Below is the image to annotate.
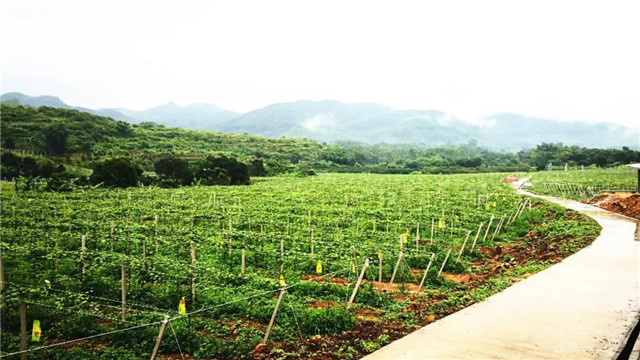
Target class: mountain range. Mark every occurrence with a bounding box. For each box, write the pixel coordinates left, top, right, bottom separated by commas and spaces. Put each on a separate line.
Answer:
2, 92, 637, 150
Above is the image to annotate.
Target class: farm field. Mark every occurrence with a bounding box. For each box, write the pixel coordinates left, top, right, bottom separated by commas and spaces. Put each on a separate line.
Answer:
0, 173, 601, 359
529, 167, 637, 201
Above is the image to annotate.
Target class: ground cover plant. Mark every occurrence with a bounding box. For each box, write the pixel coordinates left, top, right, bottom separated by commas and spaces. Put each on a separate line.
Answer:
529, 167, 637, 201
0, 173, 600, 359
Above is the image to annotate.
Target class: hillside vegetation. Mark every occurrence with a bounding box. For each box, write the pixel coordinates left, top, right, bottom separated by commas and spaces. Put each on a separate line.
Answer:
3, 93, 638, 150
1, 104, 638, 181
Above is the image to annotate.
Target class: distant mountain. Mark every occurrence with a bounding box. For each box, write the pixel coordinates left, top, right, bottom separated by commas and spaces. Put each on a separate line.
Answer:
220, 100, 393, 139
2, 92, 637, 150
477, 113, 638, 150
117, 102, 239, 130
0, 92, 238, 130
1, 92, 70, 108
0, 92, 134, 121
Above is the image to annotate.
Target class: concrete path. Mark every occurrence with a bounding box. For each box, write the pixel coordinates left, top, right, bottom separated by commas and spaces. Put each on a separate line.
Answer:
363, 185, 640, 359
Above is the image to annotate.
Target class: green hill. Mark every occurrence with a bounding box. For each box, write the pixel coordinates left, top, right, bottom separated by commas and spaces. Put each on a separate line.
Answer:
0, 104, 324, 170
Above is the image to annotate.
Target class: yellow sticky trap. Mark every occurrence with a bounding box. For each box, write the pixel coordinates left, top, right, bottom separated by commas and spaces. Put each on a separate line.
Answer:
31, 320, 41, 342
438, 219, 446, 229
178, 297, 186, 315
402, 233, 408, 244
316, 260, 322, 274
492, 201, 497, 208
279, 274, 286, 286
352, 262, 357, 274
378, 251, 383, 259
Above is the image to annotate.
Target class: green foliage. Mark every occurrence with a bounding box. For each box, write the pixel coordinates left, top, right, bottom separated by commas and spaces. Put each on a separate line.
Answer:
197, 154, 249, 185
4, 105, 635, 179
247, 157, 267, 177
296, 306, 356, 336
90, 157, 142, 188
154, 156, 194, 186
0, 172, 603, 359
44, 123, 68, 155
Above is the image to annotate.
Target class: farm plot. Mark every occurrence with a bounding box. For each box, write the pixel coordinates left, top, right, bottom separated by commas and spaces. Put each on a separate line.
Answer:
0, 173, 600, 359
529, 167, 636, 201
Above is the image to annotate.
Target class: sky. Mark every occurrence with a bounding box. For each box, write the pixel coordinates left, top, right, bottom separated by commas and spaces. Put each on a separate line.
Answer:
1, 0, 639, 128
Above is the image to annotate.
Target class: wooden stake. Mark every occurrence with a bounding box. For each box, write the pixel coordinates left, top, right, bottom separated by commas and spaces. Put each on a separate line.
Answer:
437, 249, 452, 277
430, 218, 435, 244
481, 215, 495, 244
190, 242, 196, 302
262, 287, 286, 345
378, 252, 383, 283
110, 225, 115, 251
417, 253, 436, 293
81, 235, 87, 278
457, 230, 473, 261
491, 215, 506, 242
386, 252, 404, 292
121, 262, 127, 322
149, 315, 170, 360
347, 259, 369, 309
310, 228, 314, 259
280, 238, 284, 274
241, 248, 246, 277
470, 223, 484, 252
20, 300, 27, 360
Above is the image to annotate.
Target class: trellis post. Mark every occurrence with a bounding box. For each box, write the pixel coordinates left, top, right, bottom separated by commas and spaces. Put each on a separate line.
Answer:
149, 315, 170, 360
347, 259, 369, 309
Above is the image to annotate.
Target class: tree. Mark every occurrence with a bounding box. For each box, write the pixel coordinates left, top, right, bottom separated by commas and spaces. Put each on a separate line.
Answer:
197, 155, 249, 185
90, 157, 142, 188
154, 156, 194, 185
199, 167, 231, 185
43, 123, 68, 155
247, 157, 267, 177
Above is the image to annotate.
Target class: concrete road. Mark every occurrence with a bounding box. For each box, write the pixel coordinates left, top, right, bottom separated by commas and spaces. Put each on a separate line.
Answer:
362, 187, 640, 359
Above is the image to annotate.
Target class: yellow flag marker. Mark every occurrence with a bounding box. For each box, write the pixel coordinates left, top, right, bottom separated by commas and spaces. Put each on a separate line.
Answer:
31, 320, 41, 342
316, 260, 322, 274
438, 219, 446, 229
402, 233, 408, 244
178, 297, 186, 315
279, 274, 286, 286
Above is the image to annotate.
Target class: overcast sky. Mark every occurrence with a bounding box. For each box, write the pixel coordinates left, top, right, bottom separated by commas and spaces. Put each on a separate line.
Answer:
2, 0, 639, 127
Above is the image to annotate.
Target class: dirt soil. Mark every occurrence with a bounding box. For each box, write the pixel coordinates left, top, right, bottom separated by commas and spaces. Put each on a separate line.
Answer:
589, 192, 640, 219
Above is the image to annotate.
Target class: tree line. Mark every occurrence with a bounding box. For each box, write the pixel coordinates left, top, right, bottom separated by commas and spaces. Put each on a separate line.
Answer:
1, 104, 639, 189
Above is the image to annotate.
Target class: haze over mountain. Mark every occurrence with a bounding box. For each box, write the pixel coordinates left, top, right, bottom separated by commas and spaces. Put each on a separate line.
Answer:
2, 92, 637, 151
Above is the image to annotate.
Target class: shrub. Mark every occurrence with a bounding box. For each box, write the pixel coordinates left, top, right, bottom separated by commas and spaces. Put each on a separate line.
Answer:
197, 155, 249, 185
90, 157, 142, 188
154, 156, 194, 185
